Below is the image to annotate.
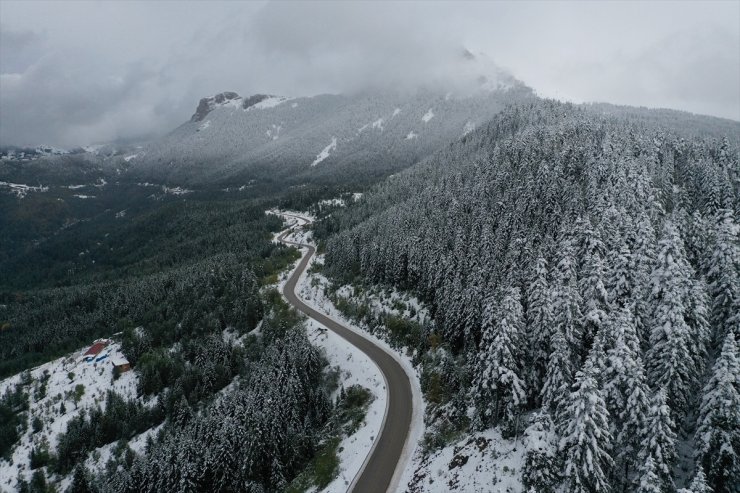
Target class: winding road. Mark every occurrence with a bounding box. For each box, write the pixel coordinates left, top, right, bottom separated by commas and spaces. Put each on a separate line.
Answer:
278, 214, 414, 493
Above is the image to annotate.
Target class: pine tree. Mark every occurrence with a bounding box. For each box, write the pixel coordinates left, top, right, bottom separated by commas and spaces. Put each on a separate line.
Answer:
580, 248, 610, 357
695, 332, 740, 493
67, 464, 96, 493
706, 209, 739, 346
551, 237, 583, 358
540, 328, 572, 422
522, 412, 559, 493
639, 388, 677, 491
603, 308, 650, 485
606, 242, 634, 308
525, 256, 553, 405
647, 220, 694, 414
681, 470, 713, 493
559, 363, 613, 493
636, 457, 663, 493
630, 214, 657, 347
472, 288, 526, 428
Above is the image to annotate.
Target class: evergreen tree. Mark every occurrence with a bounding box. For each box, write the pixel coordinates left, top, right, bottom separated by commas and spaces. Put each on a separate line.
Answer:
636, 457, 663, 493
67, 464, 96, 493
551, 237, 583, 358
472, 288, 526, 428
647, 220, 694, 414
695, 332, 740, 493
706, 209, 739, 345
639, 389, 677, 491
681, 470, 713, 493
540, 328, 572, 422
559, 363, 613, 493
525, 256, 553, 405
522, 412, 559, 493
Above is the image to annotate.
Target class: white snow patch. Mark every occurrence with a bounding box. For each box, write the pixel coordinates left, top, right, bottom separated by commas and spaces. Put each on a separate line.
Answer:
463, 121, 476, 136
392, 108, 402, 118
72, 194, 96, 199
422, 109, 435, 123
0, 341, 141, 490
197, 120, 211, 132
0, 181, 49, 198
247, 96, 293, 110
406, 131, 418, 140
405, 428, 531, 492
371, 118, 385, 131
310, 137, 337, 167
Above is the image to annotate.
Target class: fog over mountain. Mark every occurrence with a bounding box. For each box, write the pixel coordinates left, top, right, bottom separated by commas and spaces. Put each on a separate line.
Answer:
1, 0, 738, 148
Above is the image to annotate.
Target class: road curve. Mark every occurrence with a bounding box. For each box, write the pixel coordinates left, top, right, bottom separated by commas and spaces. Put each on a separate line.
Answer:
278, 215, 414, 493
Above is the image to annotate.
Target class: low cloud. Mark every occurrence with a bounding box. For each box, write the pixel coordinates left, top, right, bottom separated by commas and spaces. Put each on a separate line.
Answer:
0, 1, 737, 147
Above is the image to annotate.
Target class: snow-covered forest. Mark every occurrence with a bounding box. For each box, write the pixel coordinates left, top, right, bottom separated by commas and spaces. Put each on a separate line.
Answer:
321, 100, 739, 492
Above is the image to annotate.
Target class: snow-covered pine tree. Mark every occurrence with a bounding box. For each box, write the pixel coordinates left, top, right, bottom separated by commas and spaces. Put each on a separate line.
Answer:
695, 332, 740, 493
629, 213, 657, 347
706, 209, 739, 346
559, 362, 613, 493
540, 327, 572, 425
606, 241, 634, 308
525, 256, 553, 405
639, 388, 678, 492
472, 288, 526, 428
603, 308, 650, 486
522, 411, 559, 493
579, 246, 610, 358
636, 457, 664, 493
678, 470, 714, 493
647, 220, 695, 415
551, 236, 583, 359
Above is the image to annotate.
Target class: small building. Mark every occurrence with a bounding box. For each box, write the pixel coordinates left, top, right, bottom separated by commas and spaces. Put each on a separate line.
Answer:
111, 356, 131, 373
82, 340, 110, 362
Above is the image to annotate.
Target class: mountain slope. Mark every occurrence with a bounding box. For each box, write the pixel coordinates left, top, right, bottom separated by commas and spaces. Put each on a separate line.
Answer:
319, 99, 739, 492
128, 84, 533, 186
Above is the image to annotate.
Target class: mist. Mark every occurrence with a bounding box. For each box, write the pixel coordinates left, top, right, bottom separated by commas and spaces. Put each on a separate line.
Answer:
1, 0, 737, 147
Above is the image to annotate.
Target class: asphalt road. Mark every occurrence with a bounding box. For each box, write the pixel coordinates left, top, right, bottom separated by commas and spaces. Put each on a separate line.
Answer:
278, 216, 413, 493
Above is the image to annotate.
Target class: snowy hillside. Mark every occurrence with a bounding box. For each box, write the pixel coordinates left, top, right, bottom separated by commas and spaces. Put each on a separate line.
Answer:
130, 83, 533, 185
0, 340, 139, 491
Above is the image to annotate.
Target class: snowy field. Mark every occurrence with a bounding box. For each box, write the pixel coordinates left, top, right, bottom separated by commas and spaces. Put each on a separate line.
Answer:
0, 341, 139, 491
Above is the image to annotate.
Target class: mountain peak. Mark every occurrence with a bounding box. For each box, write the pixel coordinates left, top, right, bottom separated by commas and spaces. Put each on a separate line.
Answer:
191, 92, 241, 122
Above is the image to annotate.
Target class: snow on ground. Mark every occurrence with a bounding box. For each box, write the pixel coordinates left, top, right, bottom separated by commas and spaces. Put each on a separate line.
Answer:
463, 121, 476, 136
0, 181, 49, 199
273, 211, 425, 493
136, 182, 193, 196
123, 153, 139, 161
72, 194, 96, 199
406, 428, 534, 493
310, 137, 338, 167
392, 108, 402, 118
0, 341, 139, 491
161, 186, 192, 196
406, 131, 418, 140
422, 109, 435, 123
248, 96, 293, 110
372, 118, 385, 131
197, 120, 211, 132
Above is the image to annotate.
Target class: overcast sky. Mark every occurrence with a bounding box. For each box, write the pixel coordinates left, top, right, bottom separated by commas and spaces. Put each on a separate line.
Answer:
1, 0, 738, 147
